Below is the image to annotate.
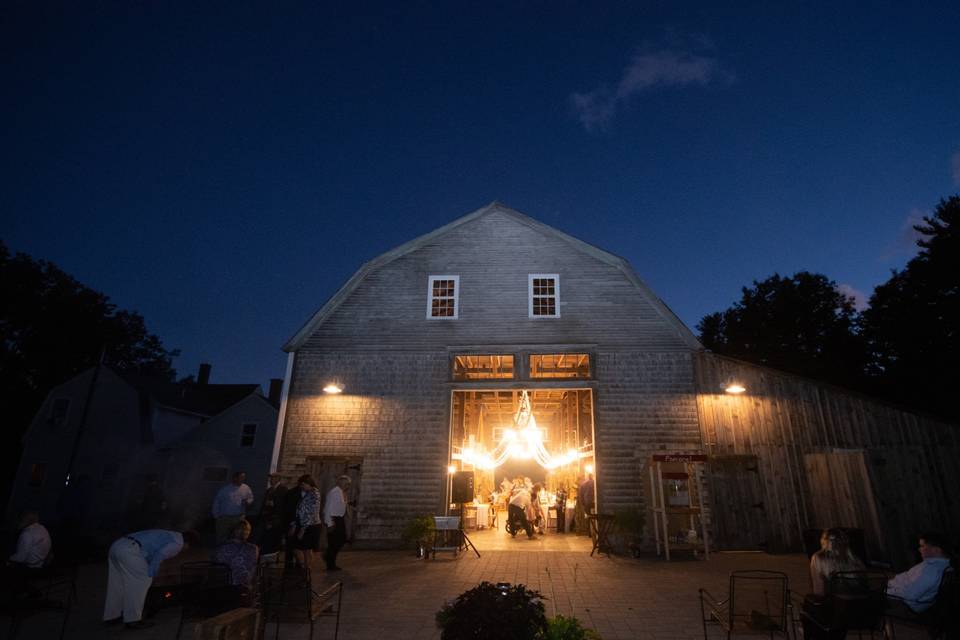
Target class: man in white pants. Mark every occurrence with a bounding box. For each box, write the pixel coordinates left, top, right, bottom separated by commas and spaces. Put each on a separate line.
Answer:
103, 529, 200, 629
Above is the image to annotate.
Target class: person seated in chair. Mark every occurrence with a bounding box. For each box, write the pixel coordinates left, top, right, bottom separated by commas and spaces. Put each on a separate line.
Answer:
507, 487, 534, 539
887, 532, 952, 614
8, 511, 52, 570
802, 528, 866, 639
212, 519, 259, 605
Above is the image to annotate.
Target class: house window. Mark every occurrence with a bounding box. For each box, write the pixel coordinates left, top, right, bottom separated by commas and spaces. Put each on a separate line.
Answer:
240, 423, 257, 447
427, 275, 459, 319
29, 463, 46, 487
529, 274, 559, 318
453, 355, 514, 380
530, 353, 591, 379
203, 467, 229, 482
49, 398, 70, 427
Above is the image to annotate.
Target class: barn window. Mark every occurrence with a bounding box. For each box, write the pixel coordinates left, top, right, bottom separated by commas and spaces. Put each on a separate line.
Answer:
29, 463, 47, 487
529, 274, 559, 318
453, 355, 514, 380
530, 353, 590, 379
49, 398, 70, 427
240, 423, 257, 447
427, 275, 460, 319
203, 467, 229, 482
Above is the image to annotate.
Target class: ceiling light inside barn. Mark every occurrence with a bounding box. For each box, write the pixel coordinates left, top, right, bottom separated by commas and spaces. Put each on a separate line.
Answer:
724, 383, 746, 394
453, 391, 589, 470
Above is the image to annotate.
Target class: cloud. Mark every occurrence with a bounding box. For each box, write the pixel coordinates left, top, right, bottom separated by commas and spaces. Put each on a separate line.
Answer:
570, 43, 733, 131
952, 150, 960, 185
884, 208, 929, 261
836, 284, 868, 312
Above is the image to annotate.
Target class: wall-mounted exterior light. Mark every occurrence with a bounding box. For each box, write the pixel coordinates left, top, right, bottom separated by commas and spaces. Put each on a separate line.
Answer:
724, 384, 746, 394
323, 382, 344, 394
447, 464, 457, 474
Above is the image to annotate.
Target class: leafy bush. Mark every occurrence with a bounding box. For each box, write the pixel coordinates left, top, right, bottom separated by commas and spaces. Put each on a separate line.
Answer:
401, 515, 435, 546
436, 581, 547, 640
543, 615, 602, 640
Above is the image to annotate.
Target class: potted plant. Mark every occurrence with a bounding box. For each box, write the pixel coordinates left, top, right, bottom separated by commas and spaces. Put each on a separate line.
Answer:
401, 515, 435, 558
436, 582, 547, 640
613, 507, 645, 557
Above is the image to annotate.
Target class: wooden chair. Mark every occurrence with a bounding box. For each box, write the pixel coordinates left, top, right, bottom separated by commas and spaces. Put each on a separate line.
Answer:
800, 570, 887, 639
699, 570, 791, 639
175, 561, 236, 640
258, 564, 343, 640
1, 564, 76, 640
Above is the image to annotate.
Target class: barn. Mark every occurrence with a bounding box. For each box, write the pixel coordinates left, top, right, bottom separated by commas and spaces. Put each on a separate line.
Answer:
272, 202, 959, 565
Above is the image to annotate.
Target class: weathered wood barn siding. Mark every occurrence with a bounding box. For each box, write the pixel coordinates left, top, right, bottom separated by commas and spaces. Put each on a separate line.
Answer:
278, 204, 702, 542
695, 352, 960, 567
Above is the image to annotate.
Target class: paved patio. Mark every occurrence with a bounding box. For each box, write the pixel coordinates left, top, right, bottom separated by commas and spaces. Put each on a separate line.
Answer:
4, 529, 924, 639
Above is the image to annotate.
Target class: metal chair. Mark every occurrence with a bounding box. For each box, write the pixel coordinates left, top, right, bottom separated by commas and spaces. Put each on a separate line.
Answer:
175, 561, 236, 639
800, 570, 887, 639
699, 570, 791, 639
886, 567, 959, 639
258, 564, 342, 640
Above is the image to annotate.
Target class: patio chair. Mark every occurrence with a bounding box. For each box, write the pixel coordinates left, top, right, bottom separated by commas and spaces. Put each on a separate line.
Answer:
699, 570, 791, 639
174, 561, 237, 639
799, 570, 887, 639
1, 564, 76, 640
886, 566, 959, 639
258, 563, 343, 640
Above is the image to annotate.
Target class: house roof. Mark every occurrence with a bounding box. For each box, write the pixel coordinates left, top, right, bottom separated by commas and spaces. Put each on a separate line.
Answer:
117, 370, 261, 417
284, 201, 702, 351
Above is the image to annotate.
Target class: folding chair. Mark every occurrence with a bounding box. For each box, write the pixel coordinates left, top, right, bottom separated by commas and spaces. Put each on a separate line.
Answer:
699, 570, 791, 639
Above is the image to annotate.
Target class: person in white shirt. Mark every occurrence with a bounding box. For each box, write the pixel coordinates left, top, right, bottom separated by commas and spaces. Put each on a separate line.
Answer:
211, 471, 254, 543
8, 511, 52, 569
887, 532, 953, 613
322, 475, 351, 571
508, 487, 534, 539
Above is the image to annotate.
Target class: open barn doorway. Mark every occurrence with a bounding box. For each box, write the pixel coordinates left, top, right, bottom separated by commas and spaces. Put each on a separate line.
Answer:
448, 389, 596, 538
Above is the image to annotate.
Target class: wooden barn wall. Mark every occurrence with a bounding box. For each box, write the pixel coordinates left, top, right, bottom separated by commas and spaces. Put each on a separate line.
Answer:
695, 352, 960, 567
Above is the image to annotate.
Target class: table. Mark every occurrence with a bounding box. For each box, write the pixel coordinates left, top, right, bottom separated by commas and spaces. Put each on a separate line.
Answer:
587, 513, 615, 556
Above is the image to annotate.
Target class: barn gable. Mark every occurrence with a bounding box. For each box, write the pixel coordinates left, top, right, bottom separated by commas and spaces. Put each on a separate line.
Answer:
285, 202, 700, 352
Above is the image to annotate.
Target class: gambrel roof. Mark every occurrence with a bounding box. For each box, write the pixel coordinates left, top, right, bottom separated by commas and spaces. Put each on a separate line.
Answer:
284, 202, 702, 351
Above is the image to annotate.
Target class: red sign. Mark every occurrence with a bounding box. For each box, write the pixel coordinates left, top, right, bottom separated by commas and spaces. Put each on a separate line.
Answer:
652, 454, 707, 462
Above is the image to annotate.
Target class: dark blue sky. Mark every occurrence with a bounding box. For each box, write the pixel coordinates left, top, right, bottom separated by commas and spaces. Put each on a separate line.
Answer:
4, 2, 959, 387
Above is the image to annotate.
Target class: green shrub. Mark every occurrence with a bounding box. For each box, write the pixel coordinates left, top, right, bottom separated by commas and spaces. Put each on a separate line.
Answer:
543, 615, 602, 640
401, 515, 435, 546
436, 582, 547, 640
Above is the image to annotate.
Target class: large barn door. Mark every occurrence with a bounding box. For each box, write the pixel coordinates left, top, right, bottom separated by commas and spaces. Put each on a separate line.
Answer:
305, 456, 363, 542
707, 455, 769, 550
804, 451, 885, 561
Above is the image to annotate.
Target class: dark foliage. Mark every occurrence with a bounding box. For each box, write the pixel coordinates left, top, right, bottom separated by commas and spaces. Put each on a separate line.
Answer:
0, 241, 178, 498
436, 582, 547, 640
861, 195, 960, 421
697, 271, 869, 392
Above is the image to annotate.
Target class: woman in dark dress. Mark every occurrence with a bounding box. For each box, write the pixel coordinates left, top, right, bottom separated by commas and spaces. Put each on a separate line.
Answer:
290, 474, 322, 572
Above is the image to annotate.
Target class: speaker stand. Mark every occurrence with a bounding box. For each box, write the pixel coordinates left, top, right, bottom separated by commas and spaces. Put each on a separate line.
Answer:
458, 503, 481, 558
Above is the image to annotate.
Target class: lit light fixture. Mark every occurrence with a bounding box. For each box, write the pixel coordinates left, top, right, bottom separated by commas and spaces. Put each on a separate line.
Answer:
323, 382, 344, 394
724, 383, 746, 394
585, 463, 594, 475
447, 464, 457, 474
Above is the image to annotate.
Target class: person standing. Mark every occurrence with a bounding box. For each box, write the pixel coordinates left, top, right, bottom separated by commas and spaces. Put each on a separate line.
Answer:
211, 471, 254, 543
102, 529, 200, 629
322, 475, 352, 571
258, 474, 288, 555
291, 475, 322, 571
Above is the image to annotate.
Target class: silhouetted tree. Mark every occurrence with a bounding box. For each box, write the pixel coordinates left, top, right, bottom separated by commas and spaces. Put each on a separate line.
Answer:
862, 195, 960, 421
698, 271, 869, 391
0, 241, 178, 499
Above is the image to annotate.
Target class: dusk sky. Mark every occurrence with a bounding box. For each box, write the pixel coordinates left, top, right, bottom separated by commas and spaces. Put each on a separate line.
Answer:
4, 2, 959, 388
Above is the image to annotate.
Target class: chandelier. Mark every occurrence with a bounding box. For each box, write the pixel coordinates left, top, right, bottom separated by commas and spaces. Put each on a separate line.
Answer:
453, 390, 585, 470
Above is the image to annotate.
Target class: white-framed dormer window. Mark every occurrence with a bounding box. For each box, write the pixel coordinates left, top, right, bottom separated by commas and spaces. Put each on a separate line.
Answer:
529, 274, 560, 318
427, 275, 460, 319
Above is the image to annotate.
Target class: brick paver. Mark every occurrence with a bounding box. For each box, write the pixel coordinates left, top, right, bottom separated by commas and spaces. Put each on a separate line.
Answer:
4, 531, 924, 639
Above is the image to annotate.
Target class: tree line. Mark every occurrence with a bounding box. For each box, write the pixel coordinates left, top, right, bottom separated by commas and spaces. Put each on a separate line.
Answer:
698, 194, 959, 423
